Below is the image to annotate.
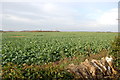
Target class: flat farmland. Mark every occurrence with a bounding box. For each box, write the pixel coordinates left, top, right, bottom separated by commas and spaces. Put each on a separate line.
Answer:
2, 32, 117, 65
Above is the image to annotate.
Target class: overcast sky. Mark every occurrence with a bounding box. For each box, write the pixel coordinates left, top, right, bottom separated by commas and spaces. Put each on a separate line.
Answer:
0, 0, 119, 32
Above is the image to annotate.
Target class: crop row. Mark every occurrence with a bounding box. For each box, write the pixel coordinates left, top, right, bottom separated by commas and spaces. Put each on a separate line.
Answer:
2, 32, 117, 66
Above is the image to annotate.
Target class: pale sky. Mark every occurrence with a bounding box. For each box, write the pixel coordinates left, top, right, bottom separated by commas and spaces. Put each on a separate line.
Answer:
0, 0, 119, 32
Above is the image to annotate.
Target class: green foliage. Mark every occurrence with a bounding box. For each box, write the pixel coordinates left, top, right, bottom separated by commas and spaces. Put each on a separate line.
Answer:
2, 62, 74, 80
110, 35, 120, 68
2, 32, 118, 79
2, 32, 117, 66
2, 63, 24, 79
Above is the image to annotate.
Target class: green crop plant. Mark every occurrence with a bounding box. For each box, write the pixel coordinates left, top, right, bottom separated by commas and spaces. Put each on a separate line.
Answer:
2, 32, 117, 66
1, 32, 118, 79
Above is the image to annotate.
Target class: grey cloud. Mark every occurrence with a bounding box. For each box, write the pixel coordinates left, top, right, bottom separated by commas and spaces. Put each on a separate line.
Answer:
2, 2, 118, 32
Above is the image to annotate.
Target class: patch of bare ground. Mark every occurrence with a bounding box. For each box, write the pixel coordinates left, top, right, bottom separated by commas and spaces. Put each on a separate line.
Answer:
10, 36, 26, 38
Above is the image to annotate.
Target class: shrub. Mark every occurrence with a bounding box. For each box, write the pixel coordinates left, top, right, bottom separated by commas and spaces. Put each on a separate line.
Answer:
110, 36, 120, 68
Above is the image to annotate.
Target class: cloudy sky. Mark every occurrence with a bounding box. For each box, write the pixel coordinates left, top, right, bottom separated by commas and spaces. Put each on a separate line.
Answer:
0, 0, 119, 32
